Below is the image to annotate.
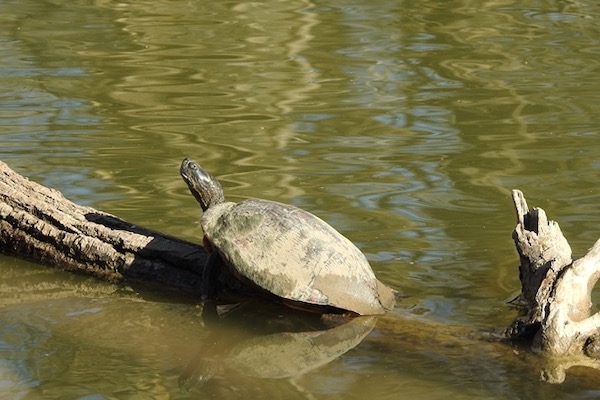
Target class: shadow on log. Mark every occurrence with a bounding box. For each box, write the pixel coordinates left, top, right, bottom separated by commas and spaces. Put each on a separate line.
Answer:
2, 160, 600, 384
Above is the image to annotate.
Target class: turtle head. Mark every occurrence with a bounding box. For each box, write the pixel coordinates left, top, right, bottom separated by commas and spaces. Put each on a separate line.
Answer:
180, 158, 225, 212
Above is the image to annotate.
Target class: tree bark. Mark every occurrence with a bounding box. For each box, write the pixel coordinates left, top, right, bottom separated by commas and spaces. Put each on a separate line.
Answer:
0, 160, 208, 294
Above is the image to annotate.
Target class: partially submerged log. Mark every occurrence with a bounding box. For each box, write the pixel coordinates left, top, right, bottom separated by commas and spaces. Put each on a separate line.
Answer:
0, 159, 208, 294
4, 160, 600, 383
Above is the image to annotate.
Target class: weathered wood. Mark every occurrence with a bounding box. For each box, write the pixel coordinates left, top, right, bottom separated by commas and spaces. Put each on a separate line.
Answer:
507, 190, 573, 339
507, 189, 600, 382
0, 160, 208, 294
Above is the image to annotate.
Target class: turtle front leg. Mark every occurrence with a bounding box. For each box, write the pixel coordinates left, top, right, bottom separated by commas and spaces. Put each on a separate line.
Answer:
201, 250, 221, 301
201, 250, 223, 323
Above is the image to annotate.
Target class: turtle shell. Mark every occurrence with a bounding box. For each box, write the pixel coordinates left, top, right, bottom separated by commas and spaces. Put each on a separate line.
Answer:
201, 199, 395, 315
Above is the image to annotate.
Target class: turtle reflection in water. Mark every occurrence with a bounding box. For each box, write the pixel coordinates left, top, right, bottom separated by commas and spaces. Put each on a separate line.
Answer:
180, 158, 396, 315
179, 301, 377, 389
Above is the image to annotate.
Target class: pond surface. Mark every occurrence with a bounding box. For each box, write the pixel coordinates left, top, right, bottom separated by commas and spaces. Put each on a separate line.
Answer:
2, 0, 600, 398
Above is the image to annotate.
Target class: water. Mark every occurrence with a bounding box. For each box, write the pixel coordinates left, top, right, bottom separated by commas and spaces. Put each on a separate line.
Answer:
2, 0, 600, 398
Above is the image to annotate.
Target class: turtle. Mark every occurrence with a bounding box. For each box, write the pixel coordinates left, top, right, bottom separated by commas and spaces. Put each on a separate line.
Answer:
180, 157, 396, 315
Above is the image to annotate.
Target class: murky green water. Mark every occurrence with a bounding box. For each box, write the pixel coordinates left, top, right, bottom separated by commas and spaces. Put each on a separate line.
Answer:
2, 0, 600, 398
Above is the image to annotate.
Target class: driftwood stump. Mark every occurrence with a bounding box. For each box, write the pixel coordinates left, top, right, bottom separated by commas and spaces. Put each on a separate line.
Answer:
508, 189, 600, 382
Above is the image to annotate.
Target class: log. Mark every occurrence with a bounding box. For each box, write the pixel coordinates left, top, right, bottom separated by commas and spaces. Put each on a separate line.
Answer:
5, 160, 600, 383
0, 159, 208, 295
